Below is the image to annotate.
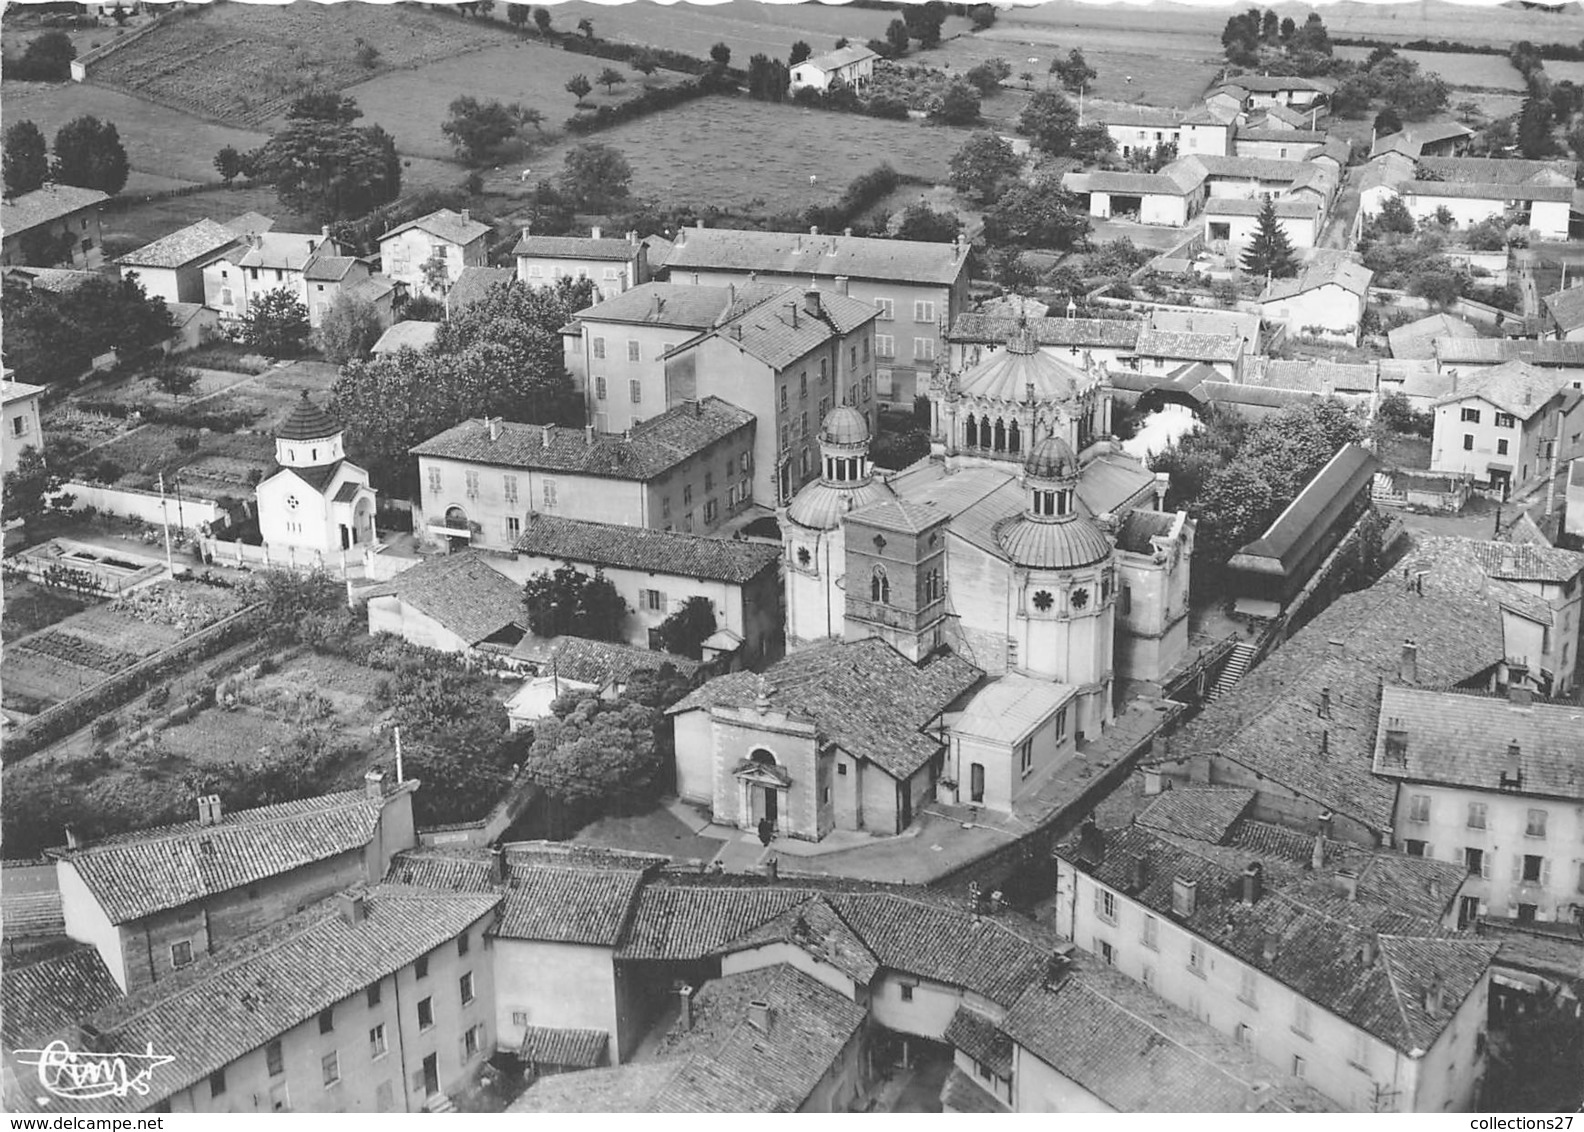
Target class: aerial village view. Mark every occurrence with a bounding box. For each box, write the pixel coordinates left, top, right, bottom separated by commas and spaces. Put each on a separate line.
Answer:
0, 0, 1581, 1116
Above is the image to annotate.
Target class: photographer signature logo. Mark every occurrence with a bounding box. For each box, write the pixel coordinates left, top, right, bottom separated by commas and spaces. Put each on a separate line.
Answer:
14, 1040, 175, 1101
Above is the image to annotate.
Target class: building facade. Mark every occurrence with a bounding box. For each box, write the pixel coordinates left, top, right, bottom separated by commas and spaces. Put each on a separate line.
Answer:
2, 377, 45, 477
378, 209, 490, 300
255, 394, 378, 561
513, 228, 649, 302
0, 185, 110, 270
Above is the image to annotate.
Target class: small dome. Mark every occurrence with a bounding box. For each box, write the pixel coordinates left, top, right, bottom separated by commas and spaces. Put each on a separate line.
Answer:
996, 514, 1114, 569
820, 405, 870, 447
278, 391, 340, 441
1024, 436, 1079, 481
786, 479, 894, 532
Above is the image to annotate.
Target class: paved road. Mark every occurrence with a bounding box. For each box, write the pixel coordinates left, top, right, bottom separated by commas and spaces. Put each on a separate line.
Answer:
1319, 165, 1362, 251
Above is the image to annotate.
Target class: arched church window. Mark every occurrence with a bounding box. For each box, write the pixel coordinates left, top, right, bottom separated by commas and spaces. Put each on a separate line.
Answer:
1032, 590, 1054, 612
797, 547, 812, 567
979, 415, 992, 448
965, 415, 979, 448
993, 418, 1007, 452
1007, 420, 1021, 454
750, 749, 777, 767
1071, 587, 1090, 610
871, 567, 891, 605
1101, 576, 1112, 602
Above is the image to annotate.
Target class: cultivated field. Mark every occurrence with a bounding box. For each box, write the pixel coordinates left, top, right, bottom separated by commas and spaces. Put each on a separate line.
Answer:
344, 41, 690, 163
85, 2, 510, 128
489, 96, 977, 214
1334, 46, 1525, 91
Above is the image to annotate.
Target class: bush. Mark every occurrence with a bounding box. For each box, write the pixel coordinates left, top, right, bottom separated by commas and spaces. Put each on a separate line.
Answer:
92, 715, 119, 739
148, 685, 171, 709
93, 459, 124, 484
564, 77, 713, 135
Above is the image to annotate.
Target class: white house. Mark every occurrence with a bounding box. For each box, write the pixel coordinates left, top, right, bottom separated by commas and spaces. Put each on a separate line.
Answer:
2, 376, 46, 478
378, 208, 491, 299
942, 675, 1077, 813
362, 551, 526, 656
201, 229, 337, 323
788, 45, 878, 93
255, 393, 378, 561
1428, 360, 1582, 497
513, 227, 649, 302
117, 218, 241, 305
1259, 259, 1373, 346
1203, 197, 1321, 254
1061, 166, 1206, 227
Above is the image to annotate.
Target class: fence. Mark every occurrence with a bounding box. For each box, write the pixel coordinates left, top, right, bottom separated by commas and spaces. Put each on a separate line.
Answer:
201, 538, 421, 583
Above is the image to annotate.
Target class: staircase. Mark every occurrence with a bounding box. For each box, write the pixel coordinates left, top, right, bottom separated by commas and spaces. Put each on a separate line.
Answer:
424, 1094, 455, 1114
1208, 642, 1257, 702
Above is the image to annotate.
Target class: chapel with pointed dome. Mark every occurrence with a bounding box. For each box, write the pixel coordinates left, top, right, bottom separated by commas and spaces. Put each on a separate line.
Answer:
254, 391, 378, 562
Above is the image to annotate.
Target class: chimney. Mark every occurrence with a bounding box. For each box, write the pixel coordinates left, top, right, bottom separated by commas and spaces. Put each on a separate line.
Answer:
321, 224, 331, 240
77, 1023, 111, 1054
591, 225, 602, 240
968, 880, 984, 913
1044, 950, 1073, 988
1262, 929, 1279, 962
765, 855, 778, 880
197, 794, 223, 826
834, 275, 849, 296
364, 769, 385, 801
1142, 767, 1164, 796
337, 890, 367, 925
1311, 830, 1326, 871
1503, 740, 1523, 788
460, 208, 470, 223
585, 424, 595, 446
693, 398, 703, 417
65, 824, 80, 851
678, 985, 695, 1031
542, 424, 553, 448
788, 303, 799, 329
1129, 854, 1149, 893
1320, 729, 1329, 756
628, 230, 638, 245
1171, 875, 1198, 917
1423, 971, 1445, 1017
1320, 811, 1333, 840
489, 417, 501, 442
1509, 684, 1534, 709
1241, 862, 1263, 905
1399, 638, 1418, 685
843, 227, 853, 237
747, 999, 772, 1032
804, 288, 822, 318
989, 890, 1005, 914
1077, 815, 1105, 866
488, 847, 505, 885
1319, 687, 1331, 719
809, 225, 820, 236
1338, 869, 1360, 902
1328, 638, 1345, 658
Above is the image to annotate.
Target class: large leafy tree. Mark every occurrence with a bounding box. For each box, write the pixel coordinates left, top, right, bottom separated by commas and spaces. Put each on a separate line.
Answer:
1018, 89, 1082, 156
51, 116, 129, 195
11, 30, 75, 81
1, 274, 172, 383
984, 174, 1090, 250
525, 693, 663, 811
949, 131, 1021, 205
656, 596, 717, 659
1239, 197, 1298, 279
286, 89, 364, 124
240, 290, 311, 357
442, 95, 531, 165
316, 291, 385, 363
3, 120, 50, 197
2, 447, 72, 531
893, 201, 962, 243
558, 142, 633, 209
928, 79, 982, 125
522, 563, 629, 641
258, 118, 400, 222
1051, 48, 1097, 94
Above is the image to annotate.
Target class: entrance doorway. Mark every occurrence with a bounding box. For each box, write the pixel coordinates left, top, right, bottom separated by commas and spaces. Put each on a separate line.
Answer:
421, 1053, 439, 1097
1458, 895, 1480, 930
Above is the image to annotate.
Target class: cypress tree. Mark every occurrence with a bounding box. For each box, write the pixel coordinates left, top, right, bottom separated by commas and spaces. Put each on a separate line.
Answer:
1241, 197, 1298, 279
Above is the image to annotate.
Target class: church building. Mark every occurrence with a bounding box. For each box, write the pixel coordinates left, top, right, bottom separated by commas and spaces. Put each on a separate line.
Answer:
255, 392, 378, 561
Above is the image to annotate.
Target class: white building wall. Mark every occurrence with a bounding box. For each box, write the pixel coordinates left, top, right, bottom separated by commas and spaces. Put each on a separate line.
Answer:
492, 938, 621, 1059
579, 321, 688, 433
1012, 1045, 1115, 1112
56, 860, 129, 991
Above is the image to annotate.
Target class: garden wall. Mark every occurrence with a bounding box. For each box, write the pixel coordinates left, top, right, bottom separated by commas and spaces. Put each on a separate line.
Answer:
67, 481, 229, 531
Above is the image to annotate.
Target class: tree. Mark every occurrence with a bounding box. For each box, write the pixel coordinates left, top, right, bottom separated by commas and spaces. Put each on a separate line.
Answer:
1071, 121, 1117, 164
710, 41, 731, 67
317, 291, 384, 363
631, 48, 659, 77
213, 144, 244, 186
2, 447, 71, 530
257, 118, 400, 222
597, 66, 627, 94
1053, 48, 1097, 94
893, 200, 962, 242
405, 723, 521, 826
1279, 15, 1296, 41
970, 4, 997, 30
442, 95, 529, 165
789, 40, 811, 66
577, 16, 594, 37
2, 273, 171, 381
984, 175, 1090, 249
1239, 197, 1298, 279
1019, 71, 1035, 90
525, 693, 663, 811
286, 89, 363, 124
949, 131, 1021, 204
1293, 12, 1332, 55
522, 562, 628, 640
51, 116, 129, 195
1372, 108, 1404, 140
903, 1, 947, 49
533, 6, 552, 33
656, 596, 716, 658
928, 79, 981, 125
885, 19, 910, 58
12, 30, 76, 81
4, 120, 50, 197
1518, 95, 1555, 159
1375, 195, 1417, 235
1261, 8, 1279, 40
507, 2, 528, 26
964, 57, 1012, 95
1018, 89, 1081, 155
153, 361, 199, 400
558, 141, 633, 209
565, 73, 593, 106
1375, 391, 1433, 437
240, 290, 311, 357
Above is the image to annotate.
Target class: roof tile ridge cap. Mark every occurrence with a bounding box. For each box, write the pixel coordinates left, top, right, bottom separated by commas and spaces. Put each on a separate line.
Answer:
1372, 934, 1421, 1051
76, 795, 373, 853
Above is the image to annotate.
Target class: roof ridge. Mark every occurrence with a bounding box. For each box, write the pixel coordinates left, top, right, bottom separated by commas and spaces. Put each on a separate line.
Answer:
71, 792, 380, 855
1374, 935, 1423, 1050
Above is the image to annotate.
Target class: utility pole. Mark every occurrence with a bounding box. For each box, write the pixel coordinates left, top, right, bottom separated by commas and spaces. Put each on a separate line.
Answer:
157, 471, 175, 576
394, 725, 405, 784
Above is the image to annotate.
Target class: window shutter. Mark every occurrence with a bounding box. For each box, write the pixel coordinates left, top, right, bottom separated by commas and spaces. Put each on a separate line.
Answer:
1542, 858, 1552, 887
1478, 900, 1488, 915
1093, 885, 1102, 915
1481, 856, 1491, 880
1424, 843, 1433, 859
1512, 856, 1522, 883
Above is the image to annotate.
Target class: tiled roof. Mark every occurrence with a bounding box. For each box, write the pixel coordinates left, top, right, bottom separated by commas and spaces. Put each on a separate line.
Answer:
344, 275, 396, 305
1152, 306, 1261, 340
947, 312, 1141, 349
574, 280, 783, 330
117, 219, 239, 270
1162, 551, 1512, 831
672, 638, 980, 778
691, 284, 877, 371
4, 266, 99, 293
57, 789, 395, 924
799, 44, 878, 72
1, 946, 122, 1049
221, 211, 274, 236
1, 882, 63, 939
411, 397, 753, 481
1244, 358, 1376, 393
1543, 284, 1584, 334
1115, 508, 1180, 555
1236, 127, 1326, 144
1136, 785, 1254, 843
361, 551, 524, 646
1230, 443, 1378, 576
300, 251, 358, 282
1183, 153, 1314, 183
953, 675, 1076, 745
1002, 957, 1341, 1112
1134, 326, 1245, 363
518, 1025, 609, 1068
1432, 359, 1574, 419
1417, 156, 1575, 186
514, 513, 779, 585
650, 963, 867, 1112
1436, 338, 1584, 366
1200, 382, 1322, 410
1064, 169, 1198, 196
1, 379, 46, 406
380, 207, 490, 246
1387, 312, 1481, 360
1099, 108, 1189, 129
1404, 179, 1573, 203
1055, 824, 1497, 1055
512, 234, 641, 262
720, 894, 880, 984
546, 635, 701, 687
1202, 196, 1320, 218
0, 184, 110, 236
370, 319, 440, 354
665, 226, 970, 286
276, 391, 340, 441
446, 265, 516, 312
51, 885, 499, 1113
1434, 533, 1584, 584
272, 458, 344, 495
1373, 686, 1584, 800
957, 335, 1093, 402
493, 860, 647, 945
387, 846, 498, 892
1261, 258, 1373, 303
1222, 74, 1330, 94
223, 230, 328, 273
509, 1061, 680, 1112
944, 1005, 1013, 1077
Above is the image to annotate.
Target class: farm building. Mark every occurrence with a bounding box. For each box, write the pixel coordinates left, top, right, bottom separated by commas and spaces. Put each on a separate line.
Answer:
363, 550, 525, 655
1369, 120, 1475, 160
1541, 283, 1584, 341
788, 44, 878, 94
1202, 196, 1321, 254
1231, 127, 1326, 161
1387, 313, 1481, 361
1060, 165, 1206, 227
513, 228, 650, 303
116, 218, 240, 305
1214, 73, 1334, 109
0, 185, 110, 271
1259, 259, 1373, 346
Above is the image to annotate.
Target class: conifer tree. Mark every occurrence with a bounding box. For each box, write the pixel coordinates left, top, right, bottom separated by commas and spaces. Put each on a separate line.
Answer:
1241, 197, 1298, 279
